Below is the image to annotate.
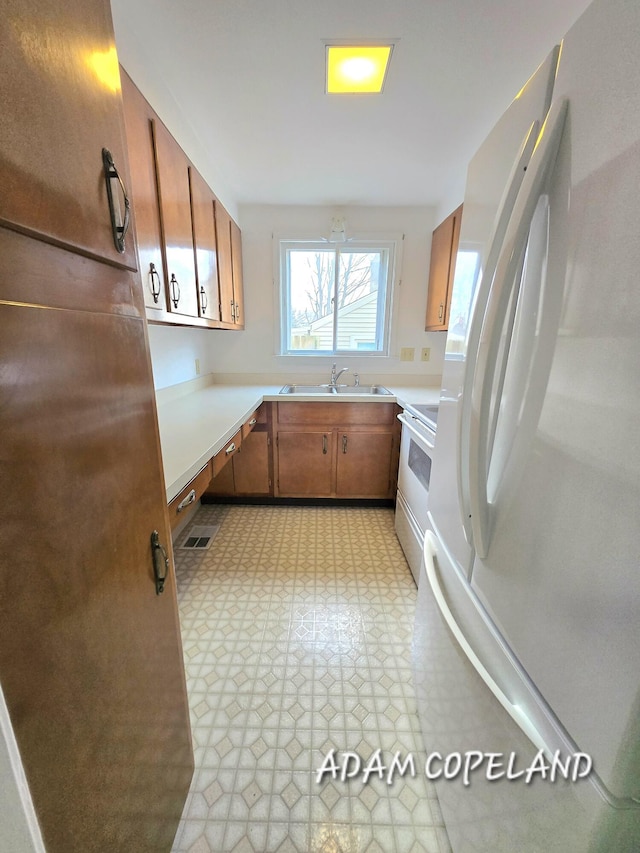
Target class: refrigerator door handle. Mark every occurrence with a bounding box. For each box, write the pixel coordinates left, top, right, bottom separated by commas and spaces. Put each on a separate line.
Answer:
468, 98, 569, 559
457, 119, 540, 549
424, 531, 554, 759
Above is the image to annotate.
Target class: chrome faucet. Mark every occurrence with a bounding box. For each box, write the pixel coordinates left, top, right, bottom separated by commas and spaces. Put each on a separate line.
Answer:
330, 363, 349, 386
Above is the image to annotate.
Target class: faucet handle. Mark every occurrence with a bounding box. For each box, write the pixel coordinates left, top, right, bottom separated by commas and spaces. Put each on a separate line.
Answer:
354, 373, 360, 386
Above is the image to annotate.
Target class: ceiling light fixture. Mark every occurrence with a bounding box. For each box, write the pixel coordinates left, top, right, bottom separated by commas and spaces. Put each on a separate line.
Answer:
326, 43, 394, 94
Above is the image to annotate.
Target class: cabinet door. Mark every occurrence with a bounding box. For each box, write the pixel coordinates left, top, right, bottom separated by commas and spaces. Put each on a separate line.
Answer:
276, 430, 334, 497
214, 200, 236, 324
425, 204, 463, 331
336, 431, 395, 498
0, 0, 137, 271
153, 120, 200, 318
120, 69, 168, 313
0, 275, 193, 852
234, 431, 271, 495
230, 218, 244, 327
189, 167, 222, 321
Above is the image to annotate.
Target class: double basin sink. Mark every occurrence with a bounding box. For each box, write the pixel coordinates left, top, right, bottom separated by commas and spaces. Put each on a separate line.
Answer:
280, 384, 392, 396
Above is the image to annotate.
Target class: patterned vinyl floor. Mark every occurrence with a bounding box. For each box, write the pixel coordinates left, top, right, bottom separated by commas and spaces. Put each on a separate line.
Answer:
170, 504, 451, 853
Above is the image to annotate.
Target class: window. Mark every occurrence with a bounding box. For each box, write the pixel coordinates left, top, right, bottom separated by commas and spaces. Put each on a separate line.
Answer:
279, 240, 396, 355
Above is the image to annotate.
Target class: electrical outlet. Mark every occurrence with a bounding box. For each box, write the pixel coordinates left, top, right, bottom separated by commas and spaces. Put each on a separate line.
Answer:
195, 358, 201, 375
400, 347, 415, 362
421, 347, 431, 362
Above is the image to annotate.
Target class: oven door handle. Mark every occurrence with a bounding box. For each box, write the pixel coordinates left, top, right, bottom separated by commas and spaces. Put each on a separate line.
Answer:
397, 412, 435, 452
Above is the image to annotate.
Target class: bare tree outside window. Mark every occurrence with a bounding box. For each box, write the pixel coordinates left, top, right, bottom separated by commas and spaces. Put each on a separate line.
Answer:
282, 241, 394, 354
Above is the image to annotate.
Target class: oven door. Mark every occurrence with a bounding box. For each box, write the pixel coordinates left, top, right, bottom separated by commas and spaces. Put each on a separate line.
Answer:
397, 412, 435, 534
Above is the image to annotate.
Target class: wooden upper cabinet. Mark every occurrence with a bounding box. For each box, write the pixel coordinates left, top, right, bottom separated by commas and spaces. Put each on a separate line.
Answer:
189, 167, 221, 321
120, 69, 168, 313
425, 204, 463, 331
0, 0, 137, 271
153, 120, 200, 318
230, 219, 245, 328
214, 200, 235, 324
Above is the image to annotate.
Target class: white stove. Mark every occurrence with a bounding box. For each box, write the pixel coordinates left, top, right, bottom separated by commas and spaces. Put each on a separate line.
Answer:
394, 403, 438, 585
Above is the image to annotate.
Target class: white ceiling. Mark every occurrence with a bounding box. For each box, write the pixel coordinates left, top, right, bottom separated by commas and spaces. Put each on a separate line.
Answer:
111, 0, 592, 208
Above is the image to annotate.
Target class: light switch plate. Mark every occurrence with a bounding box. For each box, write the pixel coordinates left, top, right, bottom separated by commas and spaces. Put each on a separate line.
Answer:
400, 347, 415, 362
421, 347, 431, 362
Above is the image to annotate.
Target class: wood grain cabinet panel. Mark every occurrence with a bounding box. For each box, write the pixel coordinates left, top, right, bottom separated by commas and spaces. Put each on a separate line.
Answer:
153, 120, 200, 318
214, 200, 236, 325
425, 204, 463, 331
120, 68, 168, 313
230, 218, 245, 328
0, 2, 194, 846
233, 431, 271, 495
276, 430, 334, 497
0, 0, 138, 271
189, 167, 222, 321
0, 289, 193, 853
336, 431, 395, 498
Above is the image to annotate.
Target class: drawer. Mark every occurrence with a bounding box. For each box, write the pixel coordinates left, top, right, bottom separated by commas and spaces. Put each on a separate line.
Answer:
276, 401, 396, 426
242, 408, 260, 439
212, 429, 242, 477
168, 462, 212, 528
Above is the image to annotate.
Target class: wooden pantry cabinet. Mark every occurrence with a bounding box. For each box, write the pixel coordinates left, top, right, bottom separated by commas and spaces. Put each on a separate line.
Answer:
425, 203, 463, 331
274, 402, 400, 499
0, 3, 193, 850
120, 70, 244, 329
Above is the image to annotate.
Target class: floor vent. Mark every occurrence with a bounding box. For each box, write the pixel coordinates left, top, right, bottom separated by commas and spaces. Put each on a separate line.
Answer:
176, 524, 220, 550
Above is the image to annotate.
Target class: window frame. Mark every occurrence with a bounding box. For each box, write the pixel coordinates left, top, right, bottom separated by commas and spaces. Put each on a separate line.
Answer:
277, 236, 399, 357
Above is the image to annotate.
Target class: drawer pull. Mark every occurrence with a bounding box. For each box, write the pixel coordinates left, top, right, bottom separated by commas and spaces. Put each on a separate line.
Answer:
249, 418, 257, 426
225, 442, 236, 455
177, 489, 196, 513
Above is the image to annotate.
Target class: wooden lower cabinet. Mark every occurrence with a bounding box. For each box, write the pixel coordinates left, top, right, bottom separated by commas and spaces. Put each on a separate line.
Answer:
234, 431, 271, 494
204, 430, 272, 497
203, 402, 399, 502
336, 431, 396, 498
274, 402, 399, 499
276, 430, 334, 497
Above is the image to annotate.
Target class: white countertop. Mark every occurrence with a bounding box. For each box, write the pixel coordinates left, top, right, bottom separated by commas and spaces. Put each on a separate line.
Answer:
156, 381, 441, 502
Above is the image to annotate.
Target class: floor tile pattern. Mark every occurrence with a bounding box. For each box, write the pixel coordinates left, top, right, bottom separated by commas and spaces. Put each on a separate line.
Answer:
171, 504, 451, 853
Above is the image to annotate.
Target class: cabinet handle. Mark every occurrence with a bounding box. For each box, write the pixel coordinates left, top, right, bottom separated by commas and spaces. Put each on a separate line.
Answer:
170, 274, 181, 308
149, 263, 161, 304
249, 418, 257, 426
342, 434, 348, 454
177, 489, 196, 513
322, 434, 328, 455
438, 302, 444, 321
150, 530, 169, 595
200, 286, 208, 313
225, 442, 236, 455
102, 148, 131, 254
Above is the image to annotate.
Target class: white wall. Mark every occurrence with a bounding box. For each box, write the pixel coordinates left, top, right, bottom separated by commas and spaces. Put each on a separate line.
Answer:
147, 325, 218, 390
204, 204, 447, 385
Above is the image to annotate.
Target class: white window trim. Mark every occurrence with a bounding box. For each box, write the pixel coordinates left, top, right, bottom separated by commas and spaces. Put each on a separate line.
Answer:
273, 232, 403, 357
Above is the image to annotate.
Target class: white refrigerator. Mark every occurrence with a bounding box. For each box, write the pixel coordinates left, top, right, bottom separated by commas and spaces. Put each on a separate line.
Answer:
414, 0, 640, 849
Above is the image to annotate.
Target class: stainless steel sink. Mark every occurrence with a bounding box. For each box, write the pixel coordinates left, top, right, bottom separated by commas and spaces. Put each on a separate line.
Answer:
335, 385, 392, 395
279, 383, 392, 396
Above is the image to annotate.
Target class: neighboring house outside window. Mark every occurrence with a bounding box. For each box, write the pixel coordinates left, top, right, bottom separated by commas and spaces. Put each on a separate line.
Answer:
279, 239, 397, 355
